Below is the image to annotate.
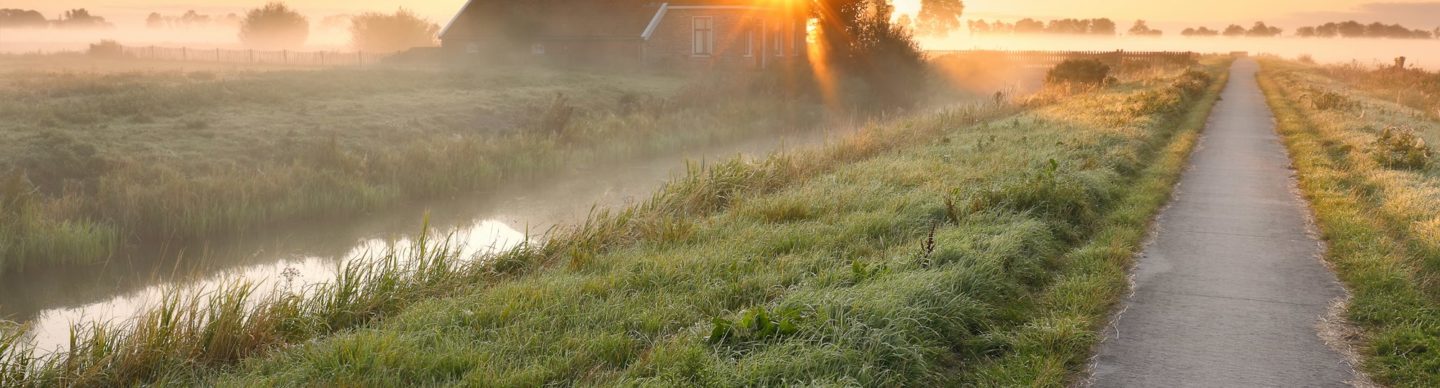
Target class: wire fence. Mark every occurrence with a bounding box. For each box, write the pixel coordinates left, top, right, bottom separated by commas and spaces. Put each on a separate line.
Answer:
121, 46, 386, 67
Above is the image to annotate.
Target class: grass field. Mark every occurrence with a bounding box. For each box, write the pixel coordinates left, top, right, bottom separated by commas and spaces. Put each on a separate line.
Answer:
1258, 59, 1440, 386
1, 57, 1226, 385
0, 58, 825, 275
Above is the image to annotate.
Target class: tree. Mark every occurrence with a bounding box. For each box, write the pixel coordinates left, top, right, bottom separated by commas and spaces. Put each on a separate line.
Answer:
54, 9, 112, 29
1089, 18, 1117, 35
1246, 21, 1281, 37
1014, 18, 1044, 33
350, 9, 439, 53
916, 0, 964, 37
1296, 26, 1316, 37
812, 0, 927, 108
1222, 24, 1246, 36
146, 12, 165, 28
240, 2, 309, 50
1129, 20, 1161, 36
0, 9, 48, 28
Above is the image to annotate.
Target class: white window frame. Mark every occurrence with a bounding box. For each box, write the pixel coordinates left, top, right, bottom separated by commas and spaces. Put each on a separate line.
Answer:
692, 17, 714, 57
744, 28, 754, 57
772, 22, 785, 57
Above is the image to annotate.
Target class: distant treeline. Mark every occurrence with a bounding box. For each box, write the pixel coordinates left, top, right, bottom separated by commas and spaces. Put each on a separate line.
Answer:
1179, 22, 1282, 37
968, 18, 1119, 35
144, 10, 241, 29
0, 8, 112, 29
1295, 21, 1437, 39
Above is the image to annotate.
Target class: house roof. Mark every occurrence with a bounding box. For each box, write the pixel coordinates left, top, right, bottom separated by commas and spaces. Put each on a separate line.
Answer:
441, 1, 800, 41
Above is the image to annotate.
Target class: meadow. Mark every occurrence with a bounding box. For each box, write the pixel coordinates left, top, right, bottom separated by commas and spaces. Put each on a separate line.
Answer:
1258, 59, 1440, 386
0, 55, 825, 275
1, 57, 1227, 385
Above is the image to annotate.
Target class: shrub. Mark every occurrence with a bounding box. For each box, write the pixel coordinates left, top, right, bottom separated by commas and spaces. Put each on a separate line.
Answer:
1046, 59, 1111, 86
239, 2, 309, 50
1372, 126, 1432, 170
1310, 90, 1357, 111
87, 40, 126, 58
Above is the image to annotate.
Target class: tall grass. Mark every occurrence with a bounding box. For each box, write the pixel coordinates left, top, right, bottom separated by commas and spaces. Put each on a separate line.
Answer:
0, 87, 1024, 387
1259, 60, 1440, 385
0, 66, 825, 275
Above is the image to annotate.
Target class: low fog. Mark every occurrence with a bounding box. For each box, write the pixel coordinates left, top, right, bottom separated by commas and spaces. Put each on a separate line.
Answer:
923, 34, 1440, 69
0, 26, 355, 53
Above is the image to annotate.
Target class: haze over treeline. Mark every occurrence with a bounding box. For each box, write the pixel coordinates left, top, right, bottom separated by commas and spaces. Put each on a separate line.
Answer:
0, 2, 440, 53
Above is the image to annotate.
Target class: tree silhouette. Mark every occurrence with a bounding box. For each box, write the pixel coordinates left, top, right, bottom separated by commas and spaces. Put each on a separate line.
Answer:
1128, 20, 1162, 36
1222, 24, 1246, 36
0, 9, 48, 28
54, 8, 112, 29
240, 2, 309, 50
916, 0, 964, 37
351, 9, 439, 53
1245, 22, 1281, 37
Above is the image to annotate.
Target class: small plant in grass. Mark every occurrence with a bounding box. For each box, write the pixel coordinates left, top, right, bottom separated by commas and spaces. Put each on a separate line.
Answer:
1046, 59, 1112, 86
708, 307, 802, 346
1310, 89, 1358, 111
536, 93, 575, 138
1371, 126, 1432, 170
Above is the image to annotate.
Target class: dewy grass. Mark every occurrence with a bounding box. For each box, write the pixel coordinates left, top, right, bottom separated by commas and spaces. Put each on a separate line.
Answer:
1258, 59, 1440, 386
1, 60, 1226, 386
0, 64, 823, 275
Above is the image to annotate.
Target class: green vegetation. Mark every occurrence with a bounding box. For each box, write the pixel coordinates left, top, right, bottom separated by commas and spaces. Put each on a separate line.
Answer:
1258, 59, 1440, 385
0, 62, 821, 275
1046, 59, 1112, 86
0, 58, 1224, 386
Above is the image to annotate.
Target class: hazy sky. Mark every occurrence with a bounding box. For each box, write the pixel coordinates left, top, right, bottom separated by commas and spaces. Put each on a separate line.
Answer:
7, 1, 1440, 29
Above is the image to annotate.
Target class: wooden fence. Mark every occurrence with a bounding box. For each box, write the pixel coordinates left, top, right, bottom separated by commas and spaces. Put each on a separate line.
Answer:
121, 46, 386, 67
928, 50, 1200, 66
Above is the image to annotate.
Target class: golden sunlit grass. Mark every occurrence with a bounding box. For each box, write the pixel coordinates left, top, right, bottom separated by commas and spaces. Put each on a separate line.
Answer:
1258, 59, 1440, 386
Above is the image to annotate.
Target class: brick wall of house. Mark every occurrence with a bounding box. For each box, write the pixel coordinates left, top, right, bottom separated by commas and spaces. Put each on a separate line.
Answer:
644, 8, 805, 71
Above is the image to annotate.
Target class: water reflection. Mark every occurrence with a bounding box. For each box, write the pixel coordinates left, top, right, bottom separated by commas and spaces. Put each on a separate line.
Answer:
1, 129, 840, 352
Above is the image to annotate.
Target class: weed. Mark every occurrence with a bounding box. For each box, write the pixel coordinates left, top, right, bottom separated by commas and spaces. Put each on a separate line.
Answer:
1046, 59, 1112, 86
1371, 126, 1432, 170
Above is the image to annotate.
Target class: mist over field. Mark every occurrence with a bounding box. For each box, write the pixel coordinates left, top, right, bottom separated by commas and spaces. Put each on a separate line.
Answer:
4, 1, 1440, 386
924, 33, 1440, 69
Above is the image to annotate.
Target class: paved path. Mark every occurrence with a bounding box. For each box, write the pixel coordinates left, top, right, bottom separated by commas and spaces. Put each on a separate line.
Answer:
1088, 59, 1357, 386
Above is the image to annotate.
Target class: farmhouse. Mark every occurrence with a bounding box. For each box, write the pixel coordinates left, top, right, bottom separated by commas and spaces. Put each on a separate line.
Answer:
440, 1, 809, 70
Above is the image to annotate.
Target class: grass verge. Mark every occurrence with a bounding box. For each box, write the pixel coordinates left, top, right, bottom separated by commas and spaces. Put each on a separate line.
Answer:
1258, 59, 1440, 386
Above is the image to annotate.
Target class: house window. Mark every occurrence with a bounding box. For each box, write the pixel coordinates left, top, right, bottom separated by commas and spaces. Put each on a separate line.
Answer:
773, 23, 785, 57
692, 17, 714, 56
744, 29, 754, 57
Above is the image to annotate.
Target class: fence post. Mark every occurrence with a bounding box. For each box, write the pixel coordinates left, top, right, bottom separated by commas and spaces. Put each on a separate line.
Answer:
249, 49, 255, 64
357, 51, 363, 66
216, 48, 221, 62
320, 51, 325, 66
182, 47, 187, 61
150, 46, 156, 60
283, 50, 288, 64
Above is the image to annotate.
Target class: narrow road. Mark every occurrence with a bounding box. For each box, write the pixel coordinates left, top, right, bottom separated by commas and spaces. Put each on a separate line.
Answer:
1089, 59, 1357, 386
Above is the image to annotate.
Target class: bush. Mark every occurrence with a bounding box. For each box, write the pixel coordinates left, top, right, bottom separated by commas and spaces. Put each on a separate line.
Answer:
350, 9, 439, 53
1372, 126, 1432, 170
1046, 59, 1111, 86
239, 2, 309, 50
1310, 90, 1357, 111
87, 40, 126, 58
